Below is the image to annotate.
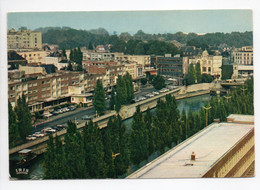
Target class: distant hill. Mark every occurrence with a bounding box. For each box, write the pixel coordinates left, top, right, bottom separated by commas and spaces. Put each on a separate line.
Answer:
41, 27, 253, 50
34, 26, 72, 33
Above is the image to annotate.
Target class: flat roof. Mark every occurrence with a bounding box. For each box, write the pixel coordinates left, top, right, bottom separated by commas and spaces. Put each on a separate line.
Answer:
127, 115, 254, 179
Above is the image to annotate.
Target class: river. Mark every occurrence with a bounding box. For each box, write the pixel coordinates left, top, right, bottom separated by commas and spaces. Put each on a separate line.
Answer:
18, 94, 212, 180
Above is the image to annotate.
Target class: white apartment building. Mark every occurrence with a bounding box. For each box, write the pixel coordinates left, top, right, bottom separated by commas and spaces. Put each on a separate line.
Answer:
8, 28, 42, 50
233, 46, 253, 65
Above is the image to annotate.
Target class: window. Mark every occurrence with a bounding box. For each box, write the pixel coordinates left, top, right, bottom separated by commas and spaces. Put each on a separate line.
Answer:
203, 67, 207, 72
208, 67, 211, 72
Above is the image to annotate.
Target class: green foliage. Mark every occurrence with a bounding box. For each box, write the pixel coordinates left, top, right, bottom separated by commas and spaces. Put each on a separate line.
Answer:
186, 39, 208, 50
9, 101, 20, 148
14, 95, 32, 141
42, 27, 252, 50
152, 75, 166, 90
88, 41, 94, 50
201, 74, 214, 83
221, 65, 233, 80
113, 73, 134, 112
140, 78, 147, 85
83, 120, 107, 178
69, 47, 83, 71
93, 79, 106, 116
129, 106, 149, 165
195, 63, 202, 83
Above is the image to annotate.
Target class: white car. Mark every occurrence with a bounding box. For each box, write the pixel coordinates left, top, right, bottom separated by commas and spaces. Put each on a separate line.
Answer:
145, 93, 154, 98
26, 135, 37, 140
33, 132, 44, 137
152, 91, 160, 95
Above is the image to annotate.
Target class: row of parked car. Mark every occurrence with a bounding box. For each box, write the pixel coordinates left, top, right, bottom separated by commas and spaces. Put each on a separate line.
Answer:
135, 88, 172, 102
52, 105, 77, 116
26, 125, 66, 141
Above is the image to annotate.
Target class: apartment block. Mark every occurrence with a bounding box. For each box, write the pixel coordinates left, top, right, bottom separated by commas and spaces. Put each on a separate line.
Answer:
7, 28, 42, 50
17, 50, 47, 64
8, 71, 84, 112
233, 46, 253, 65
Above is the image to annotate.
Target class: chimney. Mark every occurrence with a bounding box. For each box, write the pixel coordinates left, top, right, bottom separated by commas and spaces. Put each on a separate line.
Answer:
191, 152, 196, 161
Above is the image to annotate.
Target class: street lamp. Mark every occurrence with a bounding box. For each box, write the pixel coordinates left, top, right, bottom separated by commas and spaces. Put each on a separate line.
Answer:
203, 105, 212, 128
240, 87, 247, 95
223, 96, 232, 103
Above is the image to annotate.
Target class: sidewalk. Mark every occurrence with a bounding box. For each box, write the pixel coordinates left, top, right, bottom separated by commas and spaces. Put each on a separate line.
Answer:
33, 106, 93, 127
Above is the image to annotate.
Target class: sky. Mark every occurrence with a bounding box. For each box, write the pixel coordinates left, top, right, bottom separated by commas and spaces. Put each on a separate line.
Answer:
8, 10, 253, 35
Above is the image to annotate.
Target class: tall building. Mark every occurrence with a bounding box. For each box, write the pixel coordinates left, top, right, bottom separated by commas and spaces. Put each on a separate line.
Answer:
156, 54, 188, 79
233, 46, 253, 65
7, 28, 42, 50
8, 71, 84, 112
127, 114, 254, 178
189, 50, 222, 79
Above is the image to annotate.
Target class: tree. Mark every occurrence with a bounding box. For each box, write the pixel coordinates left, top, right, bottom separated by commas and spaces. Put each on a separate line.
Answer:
83, 120, 107, 178
123, 72, 134, 103
93, 79, 106, 116
61, 47, 67, 59
129, 106, 149, 165
201, 74, 214, 83
140, 78, 147, 85
9, 101, 19, 148
15, 95, 32, 141
152, 75, 166, 90
116, 75, 127, 105
195, 63, 202, 83
64, 121, 88, 178
88, 41, 94, 50
109, 88, 116, 110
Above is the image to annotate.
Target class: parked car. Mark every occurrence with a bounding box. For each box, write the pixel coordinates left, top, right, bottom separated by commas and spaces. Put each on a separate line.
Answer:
140, 96, 147, 101
26, 135, 36, 141
52, 110, 59, 115
62, 107, 70, 112
57, 109, 63, 114
68, 105, 76, 111
32, 132, 44, 137
145, 93, 154, 98
82, 115, 92, 120
152, 91, 160, 95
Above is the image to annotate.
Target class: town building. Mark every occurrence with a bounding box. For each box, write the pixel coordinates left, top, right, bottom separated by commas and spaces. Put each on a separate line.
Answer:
232, 65, 254, 79
115, 54, 151, 66
180, 46, 203, 57
82, 52, 124, 61
233, 46, 253, 65
8, 71, 84, 112
127, 114, 254, 178
189, 50, 222, 79
156, 54, 189, 79
7, 28, 42, 50
17, 50, 47, 64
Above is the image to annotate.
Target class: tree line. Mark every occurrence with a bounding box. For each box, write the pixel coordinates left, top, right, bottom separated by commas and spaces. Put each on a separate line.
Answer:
41, 27, 252, 50
9, 95, 32, 148
43, 78, 253, 178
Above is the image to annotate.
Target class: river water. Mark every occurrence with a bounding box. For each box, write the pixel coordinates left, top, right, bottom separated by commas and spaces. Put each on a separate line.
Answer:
20, 94, 212, 180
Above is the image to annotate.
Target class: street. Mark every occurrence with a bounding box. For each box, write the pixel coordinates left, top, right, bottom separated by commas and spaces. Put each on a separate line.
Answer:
32, 85, 156, 134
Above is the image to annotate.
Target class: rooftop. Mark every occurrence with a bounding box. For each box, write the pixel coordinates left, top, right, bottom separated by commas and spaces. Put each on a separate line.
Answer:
127, 115, 254, 179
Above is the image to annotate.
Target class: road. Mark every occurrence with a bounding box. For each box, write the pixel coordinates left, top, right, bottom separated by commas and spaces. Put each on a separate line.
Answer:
32, 85, 156, 134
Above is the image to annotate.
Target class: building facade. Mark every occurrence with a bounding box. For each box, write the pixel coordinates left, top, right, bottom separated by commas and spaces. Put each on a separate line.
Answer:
7, 28, 42, 50
8, 71, 84, 112
17, 51, 47, 64
233, 46, 253, 65
156, 54, 188, 78
189, 50, 222, 79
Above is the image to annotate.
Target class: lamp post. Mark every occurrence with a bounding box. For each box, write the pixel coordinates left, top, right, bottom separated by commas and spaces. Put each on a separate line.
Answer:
223, 96, 232, 103
203, 105, 212, 128
240, 87, 247, 95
